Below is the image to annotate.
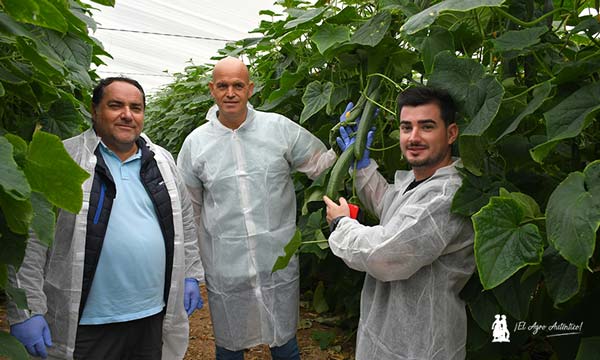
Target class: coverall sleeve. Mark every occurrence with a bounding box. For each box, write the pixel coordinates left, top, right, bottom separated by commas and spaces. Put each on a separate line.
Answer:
284, 119, 336, 180
7, 231, 50, 324
177, 138, 204, 281
328, 189, 464, 282
172, 162, 204, 282
353, 161, 390, 217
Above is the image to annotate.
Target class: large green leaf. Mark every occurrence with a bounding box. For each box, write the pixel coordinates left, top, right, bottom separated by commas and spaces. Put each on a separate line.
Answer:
542, 246, 582, 307
349, 11, 391, 47
420, 26, 454, 74
531, 83, 600, 163
468, 290, 500, 332
0, 212, 27, 267
429, 52, 504, 136
300, 81, 334, 124
492, 269, 540, 319
496, 81, 552, 141
284, 8, 326, 29
272, 229, 302, 273
0, 331, 29, 360
16, 37, 64, 79
41, 99, 86, 139
0, 62, 28, 84
326, 84, 350, 115
311, 23, 350, 54
545, 161, 600, 269
0, 137, 31, 200
553, 55, 600, 84
30, 192, 55, 247
451, 170, 512, 217
457, 135, 487, 176
325, 5, 359, 24
498, 188, 542, 221
400, 0, 506, 35
491, 26, 547, 52
0, 12, 35, 39
380, 0, 420, 16
473, 196, 544, 290
544, 82, 600, 141
44, 31, 93, 88
0, 190, 32, 235
23, 131, 89, 214
1, 0, 68, 33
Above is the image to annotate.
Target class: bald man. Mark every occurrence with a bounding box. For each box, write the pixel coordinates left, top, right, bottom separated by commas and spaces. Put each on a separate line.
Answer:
177, 57, 336, 359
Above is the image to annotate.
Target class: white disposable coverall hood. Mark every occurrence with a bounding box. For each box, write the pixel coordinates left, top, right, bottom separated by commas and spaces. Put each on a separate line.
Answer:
7, 128, 204, 359
177, 105, 336, 350
328, 159, 475, 360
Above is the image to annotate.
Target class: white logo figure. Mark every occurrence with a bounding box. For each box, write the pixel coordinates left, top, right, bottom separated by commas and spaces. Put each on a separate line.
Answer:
492, 314, 510, 342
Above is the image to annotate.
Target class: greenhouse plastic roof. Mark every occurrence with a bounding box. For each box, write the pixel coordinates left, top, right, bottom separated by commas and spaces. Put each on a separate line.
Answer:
90, 0, 277, 94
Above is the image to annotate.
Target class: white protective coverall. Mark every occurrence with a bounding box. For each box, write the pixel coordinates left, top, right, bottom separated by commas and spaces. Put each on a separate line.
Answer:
328, 159, 475, 360
177, 105, 336, 350
7, 128, 204, 360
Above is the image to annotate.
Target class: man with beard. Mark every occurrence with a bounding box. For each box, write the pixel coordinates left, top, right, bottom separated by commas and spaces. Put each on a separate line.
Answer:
323, 86, 475, 360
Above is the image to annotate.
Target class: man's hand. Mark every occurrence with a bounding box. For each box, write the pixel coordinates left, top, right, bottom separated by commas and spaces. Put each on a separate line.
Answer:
184, 278, 203, 316
10, 315, 53, 358
337, 102, 376, 169
323, 195, 351, 224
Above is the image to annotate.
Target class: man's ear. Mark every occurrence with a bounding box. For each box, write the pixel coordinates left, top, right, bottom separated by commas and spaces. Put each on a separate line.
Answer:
208, 81, 215, 98
248, 81, 255, 99
91, 105, 97, 123
447, 123, 458, 145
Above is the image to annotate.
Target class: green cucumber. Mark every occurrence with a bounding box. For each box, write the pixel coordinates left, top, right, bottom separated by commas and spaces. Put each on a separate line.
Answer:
344, 93, 367, 123
326, 143, 355, 199
354, 84, 382, 159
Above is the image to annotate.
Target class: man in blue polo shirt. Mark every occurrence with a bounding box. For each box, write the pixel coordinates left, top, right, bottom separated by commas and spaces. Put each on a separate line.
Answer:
8, 77, 204, 359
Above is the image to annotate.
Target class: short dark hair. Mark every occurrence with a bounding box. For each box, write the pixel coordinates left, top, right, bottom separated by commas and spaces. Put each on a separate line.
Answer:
397, 86, 456, 126
92, 77, 146, 109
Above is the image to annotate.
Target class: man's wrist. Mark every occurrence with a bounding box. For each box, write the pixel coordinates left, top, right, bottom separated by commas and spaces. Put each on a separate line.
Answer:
330, 216, 346, 233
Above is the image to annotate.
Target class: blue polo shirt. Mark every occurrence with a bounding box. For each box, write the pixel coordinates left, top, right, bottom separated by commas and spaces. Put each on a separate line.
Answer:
79, 143, 166, 324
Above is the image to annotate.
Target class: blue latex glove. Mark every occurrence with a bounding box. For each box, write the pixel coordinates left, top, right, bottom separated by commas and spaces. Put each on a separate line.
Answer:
184, 278, 203, 316
10, 315, 53, 359
337, 102, 376, 169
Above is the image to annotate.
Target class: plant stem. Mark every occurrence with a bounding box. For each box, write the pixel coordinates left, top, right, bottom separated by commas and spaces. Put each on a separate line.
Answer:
494, 7, 567, 27
368, 142, 399, 152
301, 239, 329, 245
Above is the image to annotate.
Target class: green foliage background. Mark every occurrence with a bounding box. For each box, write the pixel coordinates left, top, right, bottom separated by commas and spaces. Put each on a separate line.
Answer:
0, 0, 598, 358
145, 0, 600, 358
0, 0, 114, 358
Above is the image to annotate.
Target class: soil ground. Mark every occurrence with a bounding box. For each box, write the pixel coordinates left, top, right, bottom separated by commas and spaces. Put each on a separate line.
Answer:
0, 285, 355, 360
185, 285, 355, 359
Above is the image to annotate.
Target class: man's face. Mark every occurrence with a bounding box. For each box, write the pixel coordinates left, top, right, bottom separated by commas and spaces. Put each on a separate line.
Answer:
399, 102, 457, 173
92, 81, 144, 157
209, 66, 254, 123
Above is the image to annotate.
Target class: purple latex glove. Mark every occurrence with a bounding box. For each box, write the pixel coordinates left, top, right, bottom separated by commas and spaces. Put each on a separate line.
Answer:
10, 315, 53, 358
184, 278, 203, 316
337, 102, 376, 169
